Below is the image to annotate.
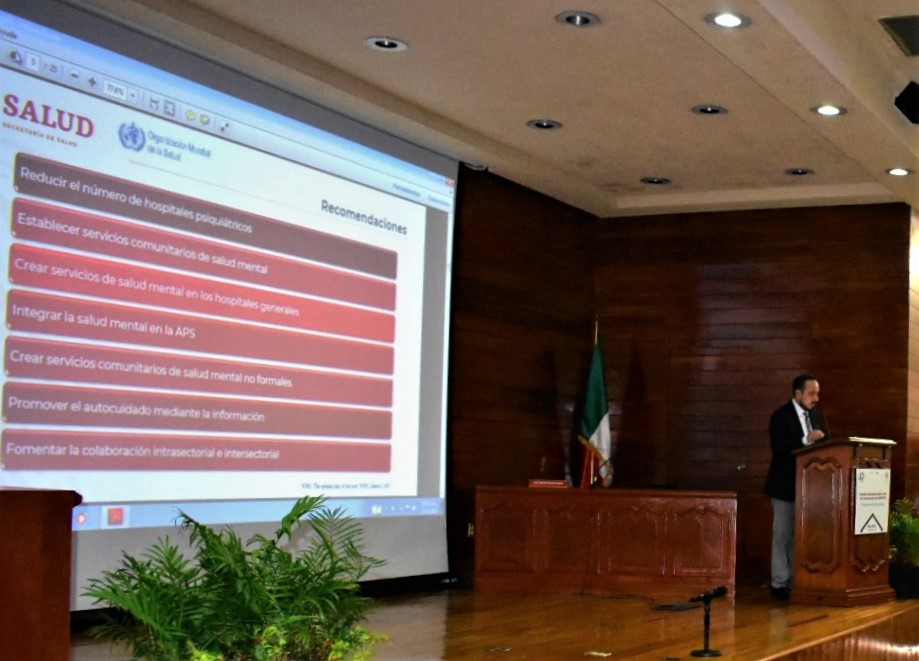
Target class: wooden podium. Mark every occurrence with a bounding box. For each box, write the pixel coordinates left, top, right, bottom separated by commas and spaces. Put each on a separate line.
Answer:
792, 437, 896, 606
0, 488, 82, 661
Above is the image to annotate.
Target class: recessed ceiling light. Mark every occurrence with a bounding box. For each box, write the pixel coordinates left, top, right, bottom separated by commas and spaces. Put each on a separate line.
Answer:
526, 119, 562, 130
365, 36, 408, 52
555, 10, 601, 27
812, 104, 847, 116
692, 104, 728, 115
641, 176, 671, 185
704, 12, 752, 29
887, 167, 913, 176
785, 167, 814, 176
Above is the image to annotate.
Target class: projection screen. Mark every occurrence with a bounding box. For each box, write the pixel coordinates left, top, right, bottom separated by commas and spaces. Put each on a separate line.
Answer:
0, 0, 456, 609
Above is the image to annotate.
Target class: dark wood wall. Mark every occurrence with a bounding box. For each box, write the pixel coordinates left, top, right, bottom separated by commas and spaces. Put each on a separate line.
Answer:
592, 204, 911, 581
448, 169, 594, 580
448, 167, 915, 584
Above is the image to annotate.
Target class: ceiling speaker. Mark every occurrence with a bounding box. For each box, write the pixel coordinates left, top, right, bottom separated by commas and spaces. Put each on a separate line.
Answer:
895, 81, 919, 124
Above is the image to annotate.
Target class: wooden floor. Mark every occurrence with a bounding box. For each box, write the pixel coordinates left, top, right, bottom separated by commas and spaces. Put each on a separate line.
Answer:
73, 585, 919, 660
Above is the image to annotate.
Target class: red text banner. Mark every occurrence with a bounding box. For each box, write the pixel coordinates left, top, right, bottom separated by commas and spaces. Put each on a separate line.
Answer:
5, 336, 392, 406
7, 290, 394, 374
4, 382, 392, 438
15, 152, 399, 278
2, 430, 391, 472
10, 243, 395, 342
12, 198, 396, 310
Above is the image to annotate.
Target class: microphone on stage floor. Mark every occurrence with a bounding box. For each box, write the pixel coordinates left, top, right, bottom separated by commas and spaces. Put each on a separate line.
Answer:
689, 586, 727, 603
688, 586, 727, 657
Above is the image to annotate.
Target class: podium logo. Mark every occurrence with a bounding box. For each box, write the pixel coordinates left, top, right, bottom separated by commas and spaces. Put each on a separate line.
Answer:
2, 93, 94, 137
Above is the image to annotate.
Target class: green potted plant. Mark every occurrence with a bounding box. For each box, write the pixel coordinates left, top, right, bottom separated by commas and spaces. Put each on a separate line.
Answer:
888, 496, 919, 599
83, 495, 385, 660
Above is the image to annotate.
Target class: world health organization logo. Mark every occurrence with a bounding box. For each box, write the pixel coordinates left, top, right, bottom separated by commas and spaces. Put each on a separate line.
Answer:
118, 122, 145, 151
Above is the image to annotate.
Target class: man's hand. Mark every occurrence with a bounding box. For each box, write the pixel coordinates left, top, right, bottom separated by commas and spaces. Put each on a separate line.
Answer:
807, 429, 825, 443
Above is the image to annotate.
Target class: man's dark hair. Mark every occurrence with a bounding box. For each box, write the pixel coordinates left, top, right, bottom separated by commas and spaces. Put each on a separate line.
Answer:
792, 373, 816, 393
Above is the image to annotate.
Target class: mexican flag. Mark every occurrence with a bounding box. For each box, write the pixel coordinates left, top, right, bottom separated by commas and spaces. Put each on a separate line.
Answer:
578, 338, 612, 488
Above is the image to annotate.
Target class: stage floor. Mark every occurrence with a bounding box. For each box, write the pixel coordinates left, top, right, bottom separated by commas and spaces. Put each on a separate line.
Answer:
72, 585, 919, 660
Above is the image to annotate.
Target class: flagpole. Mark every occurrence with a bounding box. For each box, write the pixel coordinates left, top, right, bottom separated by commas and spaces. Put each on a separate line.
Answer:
580, 314, 611, 488
582, 316, 598, 489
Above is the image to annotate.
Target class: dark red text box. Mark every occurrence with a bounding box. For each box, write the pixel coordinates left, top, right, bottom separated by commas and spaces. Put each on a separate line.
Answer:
4, 382, 391, 438
10, 243, 395, 342
5, 337, 392, 406
2, 430, 391, 472
8, 290, 393, 374
15, 152, 398, 278
12, 199, 396, 310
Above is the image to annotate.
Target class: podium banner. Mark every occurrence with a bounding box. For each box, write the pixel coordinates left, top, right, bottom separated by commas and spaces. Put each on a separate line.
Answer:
853, 468, 890, 535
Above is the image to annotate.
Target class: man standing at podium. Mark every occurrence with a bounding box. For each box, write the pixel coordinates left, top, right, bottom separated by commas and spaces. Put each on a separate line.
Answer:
764, 373, 829, 601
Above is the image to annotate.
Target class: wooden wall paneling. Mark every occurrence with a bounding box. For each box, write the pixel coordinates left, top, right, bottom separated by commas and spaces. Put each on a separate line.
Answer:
448, 169, 595, 581
736, 493, 773, 583
604, 341, 672, 488
448, 170, 915, 586
591, 203, 912, 582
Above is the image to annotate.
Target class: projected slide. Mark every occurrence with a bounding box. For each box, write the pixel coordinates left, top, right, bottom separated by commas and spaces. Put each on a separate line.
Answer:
7, 146, 409, 493
1, 1, 456, 606
2, 84, 430, 497
1, 0, 454, 534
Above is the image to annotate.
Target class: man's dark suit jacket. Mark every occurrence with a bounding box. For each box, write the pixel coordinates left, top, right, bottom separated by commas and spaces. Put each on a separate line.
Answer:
764, 400, 830, 502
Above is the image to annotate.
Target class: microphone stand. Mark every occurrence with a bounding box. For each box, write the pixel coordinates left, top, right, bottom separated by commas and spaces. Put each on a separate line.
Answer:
688, 587, 726, 657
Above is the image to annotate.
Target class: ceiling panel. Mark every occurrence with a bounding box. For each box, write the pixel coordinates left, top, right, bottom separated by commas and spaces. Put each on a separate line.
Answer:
79, 0, 919, 217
